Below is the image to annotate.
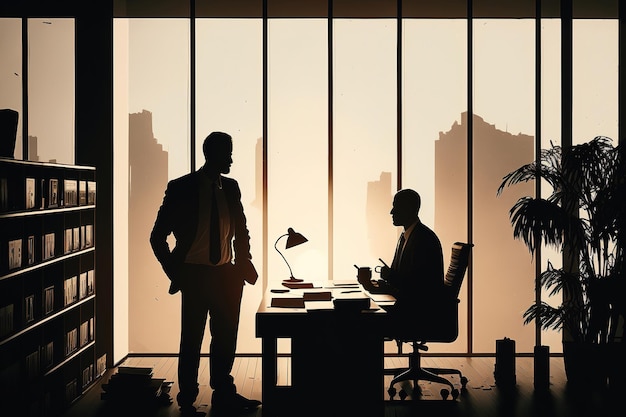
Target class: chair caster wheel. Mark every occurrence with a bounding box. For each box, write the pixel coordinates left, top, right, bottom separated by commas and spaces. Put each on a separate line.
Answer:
440, 388, 449, 400
460, 376, 468, 388
451, 388, 460, 400
388, 387, 396, 399
399, 389, 408, 401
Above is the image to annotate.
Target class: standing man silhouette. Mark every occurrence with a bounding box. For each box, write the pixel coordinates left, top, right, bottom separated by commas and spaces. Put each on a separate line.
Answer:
150, 132, 260, 416
359, 189, 445, 314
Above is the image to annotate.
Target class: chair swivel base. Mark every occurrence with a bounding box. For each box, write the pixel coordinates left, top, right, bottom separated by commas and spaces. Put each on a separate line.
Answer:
388, 367, 462, 400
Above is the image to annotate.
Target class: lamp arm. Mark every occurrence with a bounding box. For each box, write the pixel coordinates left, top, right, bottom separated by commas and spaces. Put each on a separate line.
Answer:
274, 234, 294, 278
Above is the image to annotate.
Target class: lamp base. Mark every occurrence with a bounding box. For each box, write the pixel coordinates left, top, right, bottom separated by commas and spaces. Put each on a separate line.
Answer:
283, 276, 304, 283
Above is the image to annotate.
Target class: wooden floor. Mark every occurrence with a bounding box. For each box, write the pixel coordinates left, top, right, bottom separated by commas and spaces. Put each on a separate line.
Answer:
61, 355, 620, 417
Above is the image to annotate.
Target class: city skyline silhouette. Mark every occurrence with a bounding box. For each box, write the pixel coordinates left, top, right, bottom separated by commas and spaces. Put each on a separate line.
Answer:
127, 108, 539, 353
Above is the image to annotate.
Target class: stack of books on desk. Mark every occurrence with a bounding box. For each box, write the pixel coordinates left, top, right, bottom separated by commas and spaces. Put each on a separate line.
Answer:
271, 285, 333, 308
100, 366, 173, 406
333, 291, 371, 311
281, 281, 315, 289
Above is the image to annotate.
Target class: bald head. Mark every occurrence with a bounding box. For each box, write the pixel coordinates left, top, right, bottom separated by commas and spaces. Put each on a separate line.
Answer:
390, 189, 421, 228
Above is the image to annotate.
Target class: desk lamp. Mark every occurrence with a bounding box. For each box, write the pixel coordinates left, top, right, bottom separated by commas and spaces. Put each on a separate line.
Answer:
274, 227, 308, 283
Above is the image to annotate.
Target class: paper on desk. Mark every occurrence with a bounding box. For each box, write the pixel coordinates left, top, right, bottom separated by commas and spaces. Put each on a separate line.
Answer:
270, 297, 305, 308
302, 290, 332, 301
305, 300, 335, 311
364, 291, 396, 303
328, 280, 359, 287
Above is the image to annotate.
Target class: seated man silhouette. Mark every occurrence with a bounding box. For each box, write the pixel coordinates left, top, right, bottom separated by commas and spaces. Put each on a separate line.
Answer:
359, 189, 445, 319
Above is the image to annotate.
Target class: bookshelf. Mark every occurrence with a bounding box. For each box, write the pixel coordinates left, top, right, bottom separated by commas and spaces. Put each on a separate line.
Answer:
0, 157, 104, 417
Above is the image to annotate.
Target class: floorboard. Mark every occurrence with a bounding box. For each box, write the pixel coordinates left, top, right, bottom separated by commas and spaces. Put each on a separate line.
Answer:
60, 355, 621, 417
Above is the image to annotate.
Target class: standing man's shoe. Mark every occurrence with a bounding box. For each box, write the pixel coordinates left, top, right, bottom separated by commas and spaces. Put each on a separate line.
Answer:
180, 404, 206, 416
211, 392, 261, 413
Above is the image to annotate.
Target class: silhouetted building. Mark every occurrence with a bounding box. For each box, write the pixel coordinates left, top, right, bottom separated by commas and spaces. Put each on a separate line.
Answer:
251, 137, 263, 210
28, 135, 39, 161
435, 112, 535, 349
128, 110, 168, 351
366, 171, 395, 260
435, 111, 534, 247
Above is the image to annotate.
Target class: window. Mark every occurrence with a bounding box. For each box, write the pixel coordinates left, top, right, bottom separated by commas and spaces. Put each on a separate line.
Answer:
112, 1, 621, 355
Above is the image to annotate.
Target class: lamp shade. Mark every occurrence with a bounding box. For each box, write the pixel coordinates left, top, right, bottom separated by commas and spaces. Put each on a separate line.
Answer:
275, 227, 308, 282
285, 227, 308, 249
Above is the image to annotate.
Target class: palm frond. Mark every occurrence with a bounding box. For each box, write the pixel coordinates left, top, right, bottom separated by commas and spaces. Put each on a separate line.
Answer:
509, 197, 565, 254
500, 135, 624, 344
523, 302, 563, 331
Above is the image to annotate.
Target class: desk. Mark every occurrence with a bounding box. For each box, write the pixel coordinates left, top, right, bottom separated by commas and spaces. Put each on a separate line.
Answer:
256, 282, 394, 417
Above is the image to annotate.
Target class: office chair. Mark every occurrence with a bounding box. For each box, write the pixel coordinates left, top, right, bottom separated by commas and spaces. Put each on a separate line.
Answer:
384, 241, 473, 401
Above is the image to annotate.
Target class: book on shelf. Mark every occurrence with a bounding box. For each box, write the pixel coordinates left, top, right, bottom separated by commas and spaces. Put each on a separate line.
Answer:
64, 276, 77, 306
48, 179, 58, 208
0, 303, 14, 337
42, 232, 55, 260
42, 341, 54, 370
87, 181, 96, 205
65, 379, 78, 404
79, 180, 87, 205
80, 225, 86, 249
87, 270, 95, 295
40, 178, 45, 208
82, 364, 94, 388
63, 179, 77, 207
24, 294, 35, 323
80, 320, 89, 347
85, 224, 94, 247
89, 317, 94, 341
25, 349, 40, 381
44, 285, 54, 314
79, 273, 87, 299
96, 354, 107, 378
8, 238, 22, 270
25, 177, 36, 209
64, 229, 72, 254
73, 227, 80, 251
0, 177, 7, 211
65, 328, 78, 356
27, 235, 34, 265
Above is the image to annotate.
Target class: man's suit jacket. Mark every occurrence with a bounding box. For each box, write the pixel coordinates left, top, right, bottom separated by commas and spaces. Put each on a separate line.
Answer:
387, 219, 445, 313
150, 169, 257, 290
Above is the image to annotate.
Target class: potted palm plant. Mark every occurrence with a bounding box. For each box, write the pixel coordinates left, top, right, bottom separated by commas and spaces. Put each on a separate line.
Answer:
497, 135, 625, 389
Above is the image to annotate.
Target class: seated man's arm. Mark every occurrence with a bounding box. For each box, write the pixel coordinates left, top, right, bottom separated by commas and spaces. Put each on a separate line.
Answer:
358, 266, 399, 296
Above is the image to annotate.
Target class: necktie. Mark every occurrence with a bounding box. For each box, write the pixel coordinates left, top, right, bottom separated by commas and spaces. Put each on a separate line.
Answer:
391, 232, 405, 270
210, 182, 221, 264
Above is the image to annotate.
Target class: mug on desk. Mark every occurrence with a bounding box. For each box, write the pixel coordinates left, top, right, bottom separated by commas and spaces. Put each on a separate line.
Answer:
356, 266, 372, 282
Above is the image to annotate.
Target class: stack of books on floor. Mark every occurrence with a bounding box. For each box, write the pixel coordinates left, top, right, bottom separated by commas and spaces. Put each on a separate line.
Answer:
100, 366, 173, 407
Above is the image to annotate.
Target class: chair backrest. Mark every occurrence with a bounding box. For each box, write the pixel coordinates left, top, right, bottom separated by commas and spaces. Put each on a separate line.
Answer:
393, 242, 473, 344
443, 242, 473, 298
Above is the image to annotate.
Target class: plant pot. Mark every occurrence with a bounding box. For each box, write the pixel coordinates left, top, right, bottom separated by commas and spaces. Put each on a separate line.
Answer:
607, 342, 626, 391
562, 341, 607, 389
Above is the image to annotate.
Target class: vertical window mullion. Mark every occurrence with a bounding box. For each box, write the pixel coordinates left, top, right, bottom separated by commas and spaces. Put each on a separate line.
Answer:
22, 18, 28, 159
397, 1, 402, 191
328, 1, 334, 281
467, 0, 474, 356
263, 2, 269, 291
535, 0, 543, 348
190, 6, 196, 172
